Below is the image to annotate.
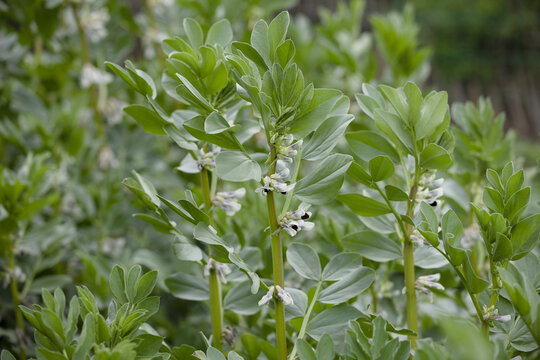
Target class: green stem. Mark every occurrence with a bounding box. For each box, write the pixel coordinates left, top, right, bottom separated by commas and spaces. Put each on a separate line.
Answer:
279, 145, 303, 217
71, 2, 105, 143
432, 247, 487, 332
288, 281, 322, 360
374, 181, 417, 346
201, 168, 223, 350
266, 147, 288, 360
8, 235, 26, 360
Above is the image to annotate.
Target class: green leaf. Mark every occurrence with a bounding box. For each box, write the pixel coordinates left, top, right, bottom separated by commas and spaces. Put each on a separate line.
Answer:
289, 89, 344, 138
307, 304, 364, 340
183, 18, 204, 48
73, 313, 95, 360
316, 334, 334, 360
268, 11, 290, 59
303, 114, 354, 161
224, 281, 261, 316
250, 20, 270, 66
124, 105, 168, 135
385, 185, 409, 201
205, 111, 231, 134
295, 154, 352, 205
504, 187, 530, 223
275, 39, 295, 68
126, 265, 142, 302
105, 61, 137, 90
347, 162, 373, 187
420, 144, 452, 170
318, 267, 375, 304
206, 19, 233, 46
379, 85, 408, 122
134, 270, 158, 303
373, 109, 414, 154
322, 253, 363, 281
232, 42, 268, 70
296, 339, 316, 360
165, 273, 209, 301
193, 223, 232, 251
369, 155, 394, 181
342, 230, 402, 262
173, 242, 204, 262
337, 193, 392, 217
109, 265, 128, 304
206, 61, 228, 94
215, 151, 261, 182
286, 243, 321, 280
133, 214, 175, 234
462, 254, 489, 294
493, 233, 512, 262
415, 91, 449, 140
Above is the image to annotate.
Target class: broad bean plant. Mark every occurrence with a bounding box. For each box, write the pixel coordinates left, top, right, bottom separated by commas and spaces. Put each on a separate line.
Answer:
2, 5, 539, 360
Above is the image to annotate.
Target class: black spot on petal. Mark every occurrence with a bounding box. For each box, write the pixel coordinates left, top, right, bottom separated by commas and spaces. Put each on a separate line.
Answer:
301, 214, 310, 220
291, 224, 298, 231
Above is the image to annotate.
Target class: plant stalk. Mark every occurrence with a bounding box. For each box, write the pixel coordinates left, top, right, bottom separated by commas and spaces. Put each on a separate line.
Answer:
288, 281, 322, 360
201, 168, 223, 350
71, 2, 105, 142
266, 147, 288, 360
8, 235, 26, 360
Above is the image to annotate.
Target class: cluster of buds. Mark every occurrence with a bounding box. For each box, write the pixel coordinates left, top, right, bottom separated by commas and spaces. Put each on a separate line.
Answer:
258, 285, 294, 306
415, 273, 445, 302
416, 173, 444, 207
256, 168, 295, 196
482, 304, 511, 323
410, 229, 429, 246
273, 134, 302, 163
203, 259, 231, 284
221, 325, 237, 347
279, 203, 315, 237
197, 147, 220, 170
212, 188, 245, 216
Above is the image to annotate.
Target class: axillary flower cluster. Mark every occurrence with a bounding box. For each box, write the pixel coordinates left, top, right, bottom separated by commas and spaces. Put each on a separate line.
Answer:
279, 203, 315, 237
416, 173, 444, 207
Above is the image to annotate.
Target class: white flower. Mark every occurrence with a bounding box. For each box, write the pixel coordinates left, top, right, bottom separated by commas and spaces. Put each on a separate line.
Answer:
98, 146, 119, 169
289, 203, 312, 220
80, 7, 110, 43
102, 98, 125, 125
273, 134, 303, 163
81, 63, 112, 88
213, 188, 245, 216
258, 286, 275, 306
277, 286, 294, 305
204, 259, 231, 284
279, 203, 315, 236
258, 285, 294, 306
256, 169, 295, 196
415, 273, 445, 302
416, 173, 444, 206
197, 148, 220, 170
483, 305, 511, 323
410, 229, 428, 246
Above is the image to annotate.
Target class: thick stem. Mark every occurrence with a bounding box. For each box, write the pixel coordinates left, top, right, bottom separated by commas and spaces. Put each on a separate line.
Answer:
288, 281, 322, 360
8, 235, 26, 360
201, 168, 223, 350
403, 237, 417, 347
266, 148, 288, 360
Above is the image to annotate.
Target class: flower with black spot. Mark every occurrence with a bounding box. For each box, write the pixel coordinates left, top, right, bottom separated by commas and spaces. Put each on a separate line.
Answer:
255, 168, 295, 196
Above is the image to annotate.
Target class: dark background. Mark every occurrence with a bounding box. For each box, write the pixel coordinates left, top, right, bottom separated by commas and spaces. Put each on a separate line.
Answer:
292, 0, 540, 138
